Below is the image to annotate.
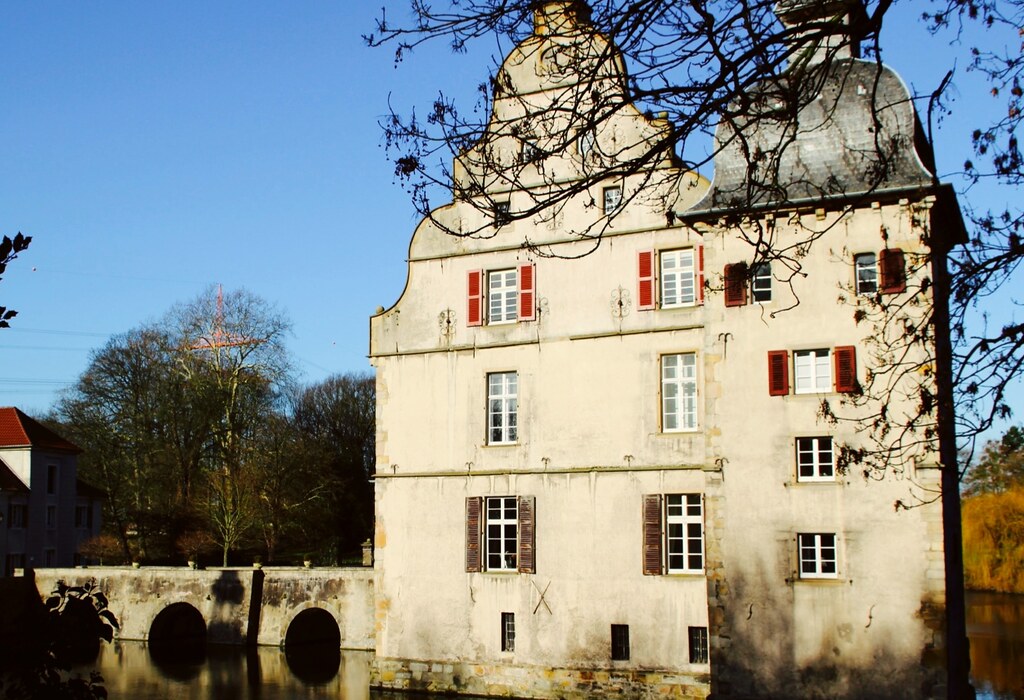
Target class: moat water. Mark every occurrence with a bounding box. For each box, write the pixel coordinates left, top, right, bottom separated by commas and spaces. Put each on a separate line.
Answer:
79, 591, 1023, 700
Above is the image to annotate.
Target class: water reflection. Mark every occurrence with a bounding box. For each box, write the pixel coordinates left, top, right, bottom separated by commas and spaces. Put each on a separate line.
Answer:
968, 591, 1024, 700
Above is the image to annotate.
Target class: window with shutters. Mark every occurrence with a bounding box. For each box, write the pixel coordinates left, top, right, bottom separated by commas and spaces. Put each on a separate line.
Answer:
638, 248, 704, 311
854, 253, 878, 295
603, 186, 622, 214
662, 353, 698, 432
796, 437, 835, 481
769, 347, 857, 396
798, 533, 839, 579
487, 372, 518, 445
724, 262, 771, 307
465, 496, 536, 573
467, 264, 536, 326
751, 262, 772, 302
643, 493, 704, 575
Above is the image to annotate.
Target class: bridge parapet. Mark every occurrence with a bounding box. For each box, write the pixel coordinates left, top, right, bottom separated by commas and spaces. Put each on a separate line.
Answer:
29, 566, 374, 650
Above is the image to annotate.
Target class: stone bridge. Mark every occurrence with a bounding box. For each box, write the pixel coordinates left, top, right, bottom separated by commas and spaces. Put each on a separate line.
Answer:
28, 566, 374, 650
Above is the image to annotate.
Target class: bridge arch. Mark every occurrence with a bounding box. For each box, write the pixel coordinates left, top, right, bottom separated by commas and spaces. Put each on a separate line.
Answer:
148, 602, 207, 667
284, 606, 341, 683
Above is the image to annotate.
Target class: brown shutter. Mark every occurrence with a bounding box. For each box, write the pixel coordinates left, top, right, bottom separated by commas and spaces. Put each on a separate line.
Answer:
637, 250, 655, 310
724, 263, 748, 307
467, 270, 483, 326
518, 263, 536, 321
879, 248, 907, 294
518, 495, 536, 574
696, 245, 705, 305
466, 496, 483, 572
643, 494, 663, 575
767, 350, 790, 396
834, 346, 858, 393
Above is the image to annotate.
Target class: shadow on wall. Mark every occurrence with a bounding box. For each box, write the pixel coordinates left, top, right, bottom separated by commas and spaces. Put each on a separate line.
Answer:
709, 561, 944, 698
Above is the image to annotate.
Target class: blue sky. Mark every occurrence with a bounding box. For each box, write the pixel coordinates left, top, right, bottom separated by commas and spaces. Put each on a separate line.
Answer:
1, 2, 1020, 439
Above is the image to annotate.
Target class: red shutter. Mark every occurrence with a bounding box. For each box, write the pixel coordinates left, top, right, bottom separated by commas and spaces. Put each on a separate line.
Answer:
467, 270, 483, 327
834, 345, 858, 393
637, 250, 655, 310
724, 263, 748, 307
768, 350, 790, 396
697, 245, 705, 305
466, 496, 483, 572
518, 495, 536, 574
879, 248, 907, 294
643, 494, 663, 575
518, 263, 536, 321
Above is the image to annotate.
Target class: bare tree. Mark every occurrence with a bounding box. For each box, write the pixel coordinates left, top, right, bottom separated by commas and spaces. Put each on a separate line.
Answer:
0, 232, 31, 328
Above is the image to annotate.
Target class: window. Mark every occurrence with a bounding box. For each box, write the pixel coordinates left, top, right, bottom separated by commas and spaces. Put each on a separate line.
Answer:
46, 505, 57, 529
487, 372, 518, 445
638, 248, 704, 310
578, 128, 596, 159
855, 253, 877, 295
5, 553, 26, 576
501, 612, 515, 652
603, 186, 622, 214
688, 626, 709, 664
768, 347, 857, 396
751, 262, 772, 303
75, 505, 93, 529
44, 549, 56, 567
467, 264, 535, 326
493, 200, 511, 226
47, 464, 58, 495
798, 533, 838, 579
611, 624, 630, 661
465, 495, 535, 573
794, 349, 831, 394
7, 503, 27, 528
796, 437, 835, 481
643, 494, 704, 575
520, 141, 541, 164
488, 270, 519, 324
662, 353, 697, 432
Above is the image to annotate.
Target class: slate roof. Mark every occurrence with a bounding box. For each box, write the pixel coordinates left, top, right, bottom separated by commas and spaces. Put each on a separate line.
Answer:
0, 407, 81, 454
0, 458, 28, 492
689, 58, 936, 214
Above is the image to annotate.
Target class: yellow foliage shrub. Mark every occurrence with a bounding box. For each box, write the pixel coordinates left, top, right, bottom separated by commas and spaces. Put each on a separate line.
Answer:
962, 486, 1024, 593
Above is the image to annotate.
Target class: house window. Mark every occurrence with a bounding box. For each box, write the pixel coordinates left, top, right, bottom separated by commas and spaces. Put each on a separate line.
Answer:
5, 553, 26, 576
643, 494, 704, 575
47, 464, 58, 495
7, 503, 27, 528
467, 264, 535, 326
75, 505, 93, 529
879, 248, 907, 293
501, 612, 516, 652
493, 200, 511, 226
751, 262, 772, 303
520, 141, 542, 164
688, 626, 709, 664
855, 253, 877, 295
603, 186, 622, 214
798, 533, 838, 579
487, 372, 518, 445
793, 349, 831, 394
46, 505, 57, 529
796, 437, 835, 481
488, 270, 519, 324
768, 347, 857, 396
44, 549, 56, 567
662, 353, 698, 432
465, 495, 536, 573
611, 624, 630, 661
578, 128, 596, 159
660, 249, 697, 307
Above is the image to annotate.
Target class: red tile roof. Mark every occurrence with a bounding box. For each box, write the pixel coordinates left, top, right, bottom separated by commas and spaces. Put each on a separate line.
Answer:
0, 407, 81, 454
0, 458, 28, 492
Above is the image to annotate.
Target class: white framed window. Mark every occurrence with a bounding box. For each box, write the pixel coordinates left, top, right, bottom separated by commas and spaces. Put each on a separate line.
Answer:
666, 494, 704, 573
855, 253, 877, 295
662, 353, 698, 431
486, 496, 519, 571
603, 186, 622, 214
660, 249, 697, 307
501, 612, 515, 651
488, 269, 519, 324
493, 200, 511, 226
796, 437, 835, 481
793, 349, 831, 394
488, 372, 518, 445
578, 128, 596, 159
751, 262, 772, 303
798, 533, 838, 579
